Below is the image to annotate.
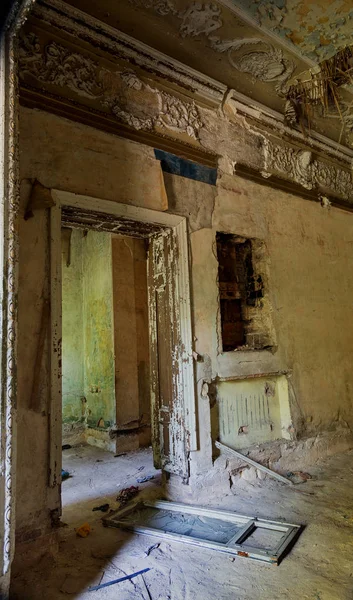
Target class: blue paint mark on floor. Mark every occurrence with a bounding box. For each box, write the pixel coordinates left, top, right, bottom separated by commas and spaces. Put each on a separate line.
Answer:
154, 149, 217, 186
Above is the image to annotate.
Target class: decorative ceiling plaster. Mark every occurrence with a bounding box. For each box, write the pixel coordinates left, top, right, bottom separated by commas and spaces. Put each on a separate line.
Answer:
61, 0, 353, 146
22, 0, 353, 150
61, 0, 307, 110
229, 0, 353, 63
19, 0, 353, 206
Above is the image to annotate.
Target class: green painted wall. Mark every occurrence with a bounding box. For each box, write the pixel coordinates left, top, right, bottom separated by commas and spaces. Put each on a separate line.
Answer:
62, 229, 84, 424
82, 230, 116, 429
62, 229, 116, 432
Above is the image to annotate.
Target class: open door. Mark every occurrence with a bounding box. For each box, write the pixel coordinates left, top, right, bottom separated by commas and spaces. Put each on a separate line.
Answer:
148, 226, 196, 480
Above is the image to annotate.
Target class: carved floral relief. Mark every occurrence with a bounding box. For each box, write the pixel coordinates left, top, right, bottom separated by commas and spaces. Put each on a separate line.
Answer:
20, 31, 103, 98
19, 32, 203, 140
262, 140, 353, 199
127, 0, 178, 16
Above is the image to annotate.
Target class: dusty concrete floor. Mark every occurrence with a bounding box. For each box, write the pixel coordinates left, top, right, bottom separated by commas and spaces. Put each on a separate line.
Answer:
11, 444, 353, 599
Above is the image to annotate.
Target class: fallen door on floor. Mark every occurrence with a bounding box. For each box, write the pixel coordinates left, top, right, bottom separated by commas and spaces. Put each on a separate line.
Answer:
104, 500, 301, 565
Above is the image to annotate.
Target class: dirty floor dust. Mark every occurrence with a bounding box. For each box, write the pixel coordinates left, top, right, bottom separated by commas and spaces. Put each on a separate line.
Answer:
11, 445, 353, 599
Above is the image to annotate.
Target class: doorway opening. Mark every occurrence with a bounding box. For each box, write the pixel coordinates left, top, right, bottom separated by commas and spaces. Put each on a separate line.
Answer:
50, 190, 196, 523
61, 228, 151, 452
61, 227, 157, 520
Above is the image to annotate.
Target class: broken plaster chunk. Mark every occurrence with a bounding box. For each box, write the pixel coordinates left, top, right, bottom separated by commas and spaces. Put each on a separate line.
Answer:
218, 155, 236, 175
321, 195, 331, 208
193, 351, 204, 362
241, 466, 258, 482
201, 381, 209, 398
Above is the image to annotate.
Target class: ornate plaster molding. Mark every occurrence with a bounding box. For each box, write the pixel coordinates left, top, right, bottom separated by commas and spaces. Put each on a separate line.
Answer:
35, 0, 297, 103
210, 37, 295, 95
179, 2, 223, 37
262, 140, 353, 200
226, 91, 353, 165
127, 0, 296, 96
127, 0, 179, 16
19, 31, 204, 140
32, 0, 227, 107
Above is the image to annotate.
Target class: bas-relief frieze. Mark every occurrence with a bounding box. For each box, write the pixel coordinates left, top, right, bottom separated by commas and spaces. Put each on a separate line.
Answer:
31, 0, 226, 107
19, 3, 353, 204
262, 140, 353, 200
33, 0, 353, 144
19, 32, 203, 139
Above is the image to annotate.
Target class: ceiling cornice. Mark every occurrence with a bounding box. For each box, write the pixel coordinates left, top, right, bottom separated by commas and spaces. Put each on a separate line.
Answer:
228, 90, 353, 164
33, 0, 227, 107
19, 0, 353, 208
25, 0, 353, 165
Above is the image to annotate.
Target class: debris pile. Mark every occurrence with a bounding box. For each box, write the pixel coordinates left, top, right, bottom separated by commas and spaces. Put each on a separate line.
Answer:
116, 485, 139, 506
285, 45, 353, 135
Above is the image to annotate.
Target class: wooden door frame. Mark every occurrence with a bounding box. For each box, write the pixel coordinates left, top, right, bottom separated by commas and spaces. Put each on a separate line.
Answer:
49, 189, 197, 490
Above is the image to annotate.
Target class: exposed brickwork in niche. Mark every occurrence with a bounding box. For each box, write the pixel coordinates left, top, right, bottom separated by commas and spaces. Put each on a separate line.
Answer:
216, 233, 275, 352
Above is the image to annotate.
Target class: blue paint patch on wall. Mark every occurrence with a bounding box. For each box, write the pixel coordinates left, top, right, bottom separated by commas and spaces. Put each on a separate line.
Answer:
154, 149, 217, 186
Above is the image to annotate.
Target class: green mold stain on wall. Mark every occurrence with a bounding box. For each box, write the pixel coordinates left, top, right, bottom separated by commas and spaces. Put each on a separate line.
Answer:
62, 229, 116, 433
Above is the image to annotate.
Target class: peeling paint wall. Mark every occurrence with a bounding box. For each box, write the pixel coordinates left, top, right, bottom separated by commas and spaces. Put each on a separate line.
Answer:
62, 230, 85, 440
163, 168, 353, 482
213, 173, 353, 433
16, 107, 169, 557
16, 181, 54, 563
